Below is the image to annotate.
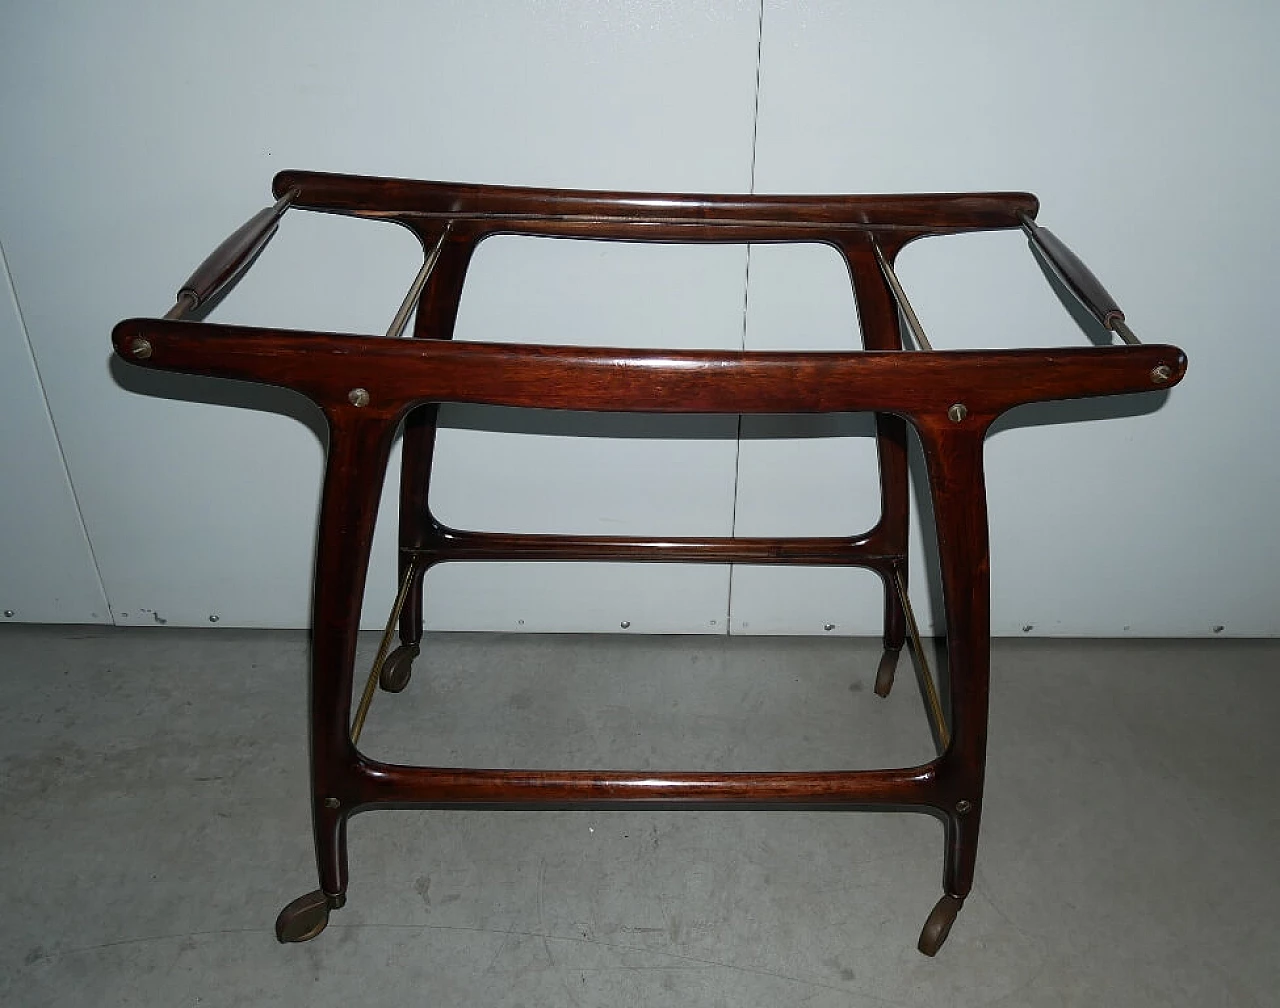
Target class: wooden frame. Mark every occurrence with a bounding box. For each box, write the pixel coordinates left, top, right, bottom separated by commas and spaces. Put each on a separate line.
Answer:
113, 171, 1185, 955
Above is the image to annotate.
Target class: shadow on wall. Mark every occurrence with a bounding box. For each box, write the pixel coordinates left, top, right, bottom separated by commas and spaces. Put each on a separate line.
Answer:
108, 351, 328, 449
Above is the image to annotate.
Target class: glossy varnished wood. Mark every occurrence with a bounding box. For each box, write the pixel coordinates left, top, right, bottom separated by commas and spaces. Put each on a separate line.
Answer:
352, 762, 937, 809
111, 321, 1184, 418
115, 172, 1185, 953
271, 169, 1039, 241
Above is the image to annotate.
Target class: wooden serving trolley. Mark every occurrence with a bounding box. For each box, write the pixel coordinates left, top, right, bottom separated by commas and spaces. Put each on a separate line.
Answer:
113, 171, 1184, 955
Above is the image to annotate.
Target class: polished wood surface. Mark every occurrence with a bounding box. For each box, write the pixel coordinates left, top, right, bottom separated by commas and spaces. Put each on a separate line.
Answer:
111, 321, 1183, 418
1022, 215, 1126, 328
114, 171, 1184, 952
173, 189, 296, 312
272, 169, 1038, 236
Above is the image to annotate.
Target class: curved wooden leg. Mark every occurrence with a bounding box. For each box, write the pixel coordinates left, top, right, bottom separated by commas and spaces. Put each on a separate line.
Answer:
277, 799, 351, 943
913, 420, 991, 957
286, 411, 393, 942
396, 406, 436, 653
394, 231, 471, 671
389, 402, 446, 695
917, 807, 980, 955
874, 645, 901, 698
875, 562, 906, 699
395, 560, 425, 654
873, 412, 909, 698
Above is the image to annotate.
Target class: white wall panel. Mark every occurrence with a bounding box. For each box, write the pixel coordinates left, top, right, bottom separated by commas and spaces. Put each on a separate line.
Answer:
426, 237, 746, 633
730, 243, 885, 635
0, 242, 109, 624
0, 1, 761, 629
735, 0, 1280, 636
2, 1, 1274, 637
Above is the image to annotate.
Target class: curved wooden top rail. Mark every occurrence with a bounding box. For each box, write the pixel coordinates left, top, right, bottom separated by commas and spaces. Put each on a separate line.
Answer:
128, 174, 1181, 415
113, 319, 1185, 423
272, 169, 1038, 241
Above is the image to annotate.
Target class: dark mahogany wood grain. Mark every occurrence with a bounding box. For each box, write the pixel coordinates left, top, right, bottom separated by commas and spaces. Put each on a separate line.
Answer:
115, 174, 1185, 951
271, 170, 1038, 245
1023, 216, 1126, 328
176, 190, 295, 309
403, 529, 893, 565
353, 763, 937, 809
112, 321, 1185, 419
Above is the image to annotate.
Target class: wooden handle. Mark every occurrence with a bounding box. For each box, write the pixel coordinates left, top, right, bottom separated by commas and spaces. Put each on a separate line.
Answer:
174, 188, 298, 311
1021, 215, 1124, 329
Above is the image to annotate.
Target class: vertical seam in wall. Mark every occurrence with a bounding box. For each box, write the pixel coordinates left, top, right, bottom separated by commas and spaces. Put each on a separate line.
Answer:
0, 235, 113, 621
727, 0, 766, 636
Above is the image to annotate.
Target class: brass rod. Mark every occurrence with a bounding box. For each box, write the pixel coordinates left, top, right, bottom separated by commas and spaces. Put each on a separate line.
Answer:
385, 223, 453, 339
1110, 318, 1140, 345
163, 291, 199, 320
273, 186, 301, 215
872, 242, 934, 351
893, 568, 950, 752
350, 558, 419, 745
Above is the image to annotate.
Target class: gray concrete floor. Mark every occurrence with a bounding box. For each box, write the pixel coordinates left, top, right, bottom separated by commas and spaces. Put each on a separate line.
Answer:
1, 626, 1276, 1006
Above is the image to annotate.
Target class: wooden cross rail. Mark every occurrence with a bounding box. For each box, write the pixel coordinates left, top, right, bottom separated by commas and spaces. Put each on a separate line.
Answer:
115, 171, 1184, 957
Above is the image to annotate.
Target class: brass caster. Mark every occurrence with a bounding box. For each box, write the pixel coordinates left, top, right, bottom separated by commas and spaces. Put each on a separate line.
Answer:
874, 647, 900, 698
275, 889, 343, 943
378, 643, 420, 693
917, 894, 964, 957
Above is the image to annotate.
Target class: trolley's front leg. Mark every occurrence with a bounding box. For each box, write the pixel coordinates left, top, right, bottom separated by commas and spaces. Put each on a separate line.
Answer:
913, 418, 992, 956
276, 409, 399, 943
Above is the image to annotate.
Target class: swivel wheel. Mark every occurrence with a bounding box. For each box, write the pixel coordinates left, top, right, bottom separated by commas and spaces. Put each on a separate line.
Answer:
378, 643, 420, 693
917, 894, 964, 956
275, 890, 345, 943
874, 647, 900, 698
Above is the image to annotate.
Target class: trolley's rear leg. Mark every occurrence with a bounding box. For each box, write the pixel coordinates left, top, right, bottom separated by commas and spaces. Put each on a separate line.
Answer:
875, 570, 906, 698
381, 403, 442, 692
382, 229, 474, 693
840, 236, 911, 699
873, 413, 909, 697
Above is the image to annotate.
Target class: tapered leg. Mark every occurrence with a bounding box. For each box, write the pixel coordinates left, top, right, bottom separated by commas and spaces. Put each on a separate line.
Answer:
379, 407, 440, 692
277, 410, 398, 942
396, 404, 439, 651
842, 234, 911, 699
913, 419, 992, 954
387, 234, 475, 692
873, 412, 910, 697
383, 403, 452, 693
